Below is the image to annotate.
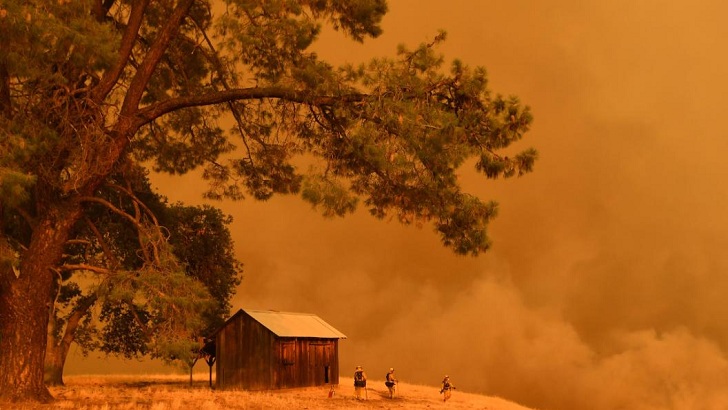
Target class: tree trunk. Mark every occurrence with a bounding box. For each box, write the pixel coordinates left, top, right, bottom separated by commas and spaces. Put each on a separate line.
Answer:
0, 203, 83, 403
0, 61, 11, 117
207, 357, 215, 389
44, 344, 67, 387
45, 293, 97, 386
45, 270, 65, 386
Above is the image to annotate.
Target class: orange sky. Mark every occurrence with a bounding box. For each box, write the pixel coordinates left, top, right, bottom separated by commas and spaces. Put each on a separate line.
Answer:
67, 2, 728, 409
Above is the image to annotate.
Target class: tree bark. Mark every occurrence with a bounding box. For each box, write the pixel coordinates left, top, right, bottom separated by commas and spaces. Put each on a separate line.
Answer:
0, 201, 83, 403
0, 20, 11, 119
0, 61, 11, 118
44, 344, 66, 387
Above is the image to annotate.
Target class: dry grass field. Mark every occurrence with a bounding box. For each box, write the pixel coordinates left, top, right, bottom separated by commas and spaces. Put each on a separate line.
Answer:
1, 374, 538, 410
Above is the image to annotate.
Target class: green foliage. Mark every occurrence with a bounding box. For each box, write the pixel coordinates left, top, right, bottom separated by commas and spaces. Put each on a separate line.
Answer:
134, 108, 235, 175
301, 173, 359, 217
0, 168, 35, 209
302, 0, 387, 41
162, 203, 243, 335
277, 33, 534, 253
0, 235, 19, 274
97, 256, 215, 361
44, 170, 241, 366
98, 304, 149, 358
0, 1, 117, 79
2, 0, 535, 261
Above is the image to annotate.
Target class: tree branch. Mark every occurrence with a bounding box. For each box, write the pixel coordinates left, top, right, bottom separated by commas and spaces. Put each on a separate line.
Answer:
60, 294, 98, 352
65, 239, 93, 246
79, 196, 142, 230
126, 302, 154, 337
79, 195, 161, 265
119, 0, 194, 118
59, 264, 112, 275
106, 182, 159, 227
92, 0, 149, 103
187, 15, 261, 165
134, 88, 366, 128
83, 216, 120, 269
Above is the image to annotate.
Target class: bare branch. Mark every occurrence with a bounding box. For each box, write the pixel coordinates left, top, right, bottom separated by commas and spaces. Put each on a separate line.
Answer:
65, 239, 93, 246
106, 182, 159, 227
83, 216, 120, 269
80, 196, 142, 230
79, 195, 163, 266
59, 264, 112, 275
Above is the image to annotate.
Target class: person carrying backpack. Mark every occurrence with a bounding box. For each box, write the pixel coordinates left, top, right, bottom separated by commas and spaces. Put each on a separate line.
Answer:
385, 368, 398, 398
440, 375, 456, 402
353, 366, 367, 400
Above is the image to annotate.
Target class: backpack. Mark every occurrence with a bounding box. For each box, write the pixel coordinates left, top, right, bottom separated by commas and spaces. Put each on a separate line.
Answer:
354, 370, 366, 387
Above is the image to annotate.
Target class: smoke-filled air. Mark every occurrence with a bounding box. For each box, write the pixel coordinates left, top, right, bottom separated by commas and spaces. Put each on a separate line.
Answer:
66, 1, 728, 409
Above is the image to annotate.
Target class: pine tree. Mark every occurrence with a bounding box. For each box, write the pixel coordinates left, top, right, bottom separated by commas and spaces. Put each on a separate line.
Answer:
0, 0, 534, 402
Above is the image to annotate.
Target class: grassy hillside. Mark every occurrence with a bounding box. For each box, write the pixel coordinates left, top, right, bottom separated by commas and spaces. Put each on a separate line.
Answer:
5, 374, 538, 410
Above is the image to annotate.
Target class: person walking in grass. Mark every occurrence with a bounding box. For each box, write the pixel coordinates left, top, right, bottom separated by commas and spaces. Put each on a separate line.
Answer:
440, 375, 456, 402
354, 366, 367, 400
385, 368, 398, 398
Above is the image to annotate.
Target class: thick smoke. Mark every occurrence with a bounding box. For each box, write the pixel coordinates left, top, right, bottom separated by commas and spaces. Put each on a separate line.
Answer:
229, 200, 728, 409
226, 2, 728, 409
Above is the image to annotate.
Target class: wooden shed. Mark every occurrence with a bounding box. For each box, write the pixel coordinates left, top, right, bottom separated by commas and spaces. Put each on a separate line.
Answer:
213, 308, 347, 390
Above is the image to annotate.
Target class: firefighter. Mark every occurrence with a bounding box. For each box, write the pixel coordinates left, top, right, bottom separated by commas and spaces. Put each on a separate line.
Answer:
353, 366, 367, 400
440, 375, 456, 402
385, 368, 398, 398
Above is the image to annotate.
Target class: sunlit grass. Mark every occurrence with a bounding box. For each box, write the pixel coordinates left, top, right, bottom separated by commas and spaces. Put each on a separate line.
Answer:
3, 374, 536, 410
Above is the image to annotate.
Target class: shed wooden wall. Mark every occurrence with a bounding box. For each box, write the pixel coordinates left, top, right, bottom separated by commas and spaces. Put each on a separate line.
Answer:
216, 310, 275, 390
276, 338, 339, 389
216, 311, 340, 390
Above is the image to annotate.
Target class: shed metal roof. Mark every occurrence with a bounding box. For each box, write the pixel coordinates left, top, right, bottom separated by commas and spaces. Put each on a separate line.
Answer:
239, 309, 347, 339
